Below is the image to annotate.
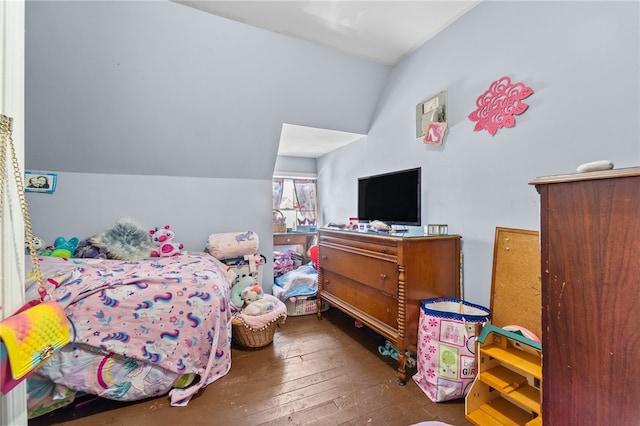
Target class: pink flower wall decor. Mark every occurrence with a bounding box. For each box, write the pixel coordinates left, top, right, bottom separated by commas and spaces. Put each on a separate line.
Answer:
468, 76, 533, 136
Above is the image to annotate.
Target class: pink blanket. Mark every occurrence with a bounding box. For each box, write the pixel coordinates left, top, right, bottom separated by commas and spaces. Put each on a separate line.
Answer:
26, 254, 235, 406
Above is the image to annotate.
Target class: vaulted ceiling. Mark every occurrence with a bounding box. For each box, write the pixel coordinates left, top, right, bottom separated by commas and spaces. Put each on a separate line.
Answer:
175, 1, 480, 157
24, 1, 480, 178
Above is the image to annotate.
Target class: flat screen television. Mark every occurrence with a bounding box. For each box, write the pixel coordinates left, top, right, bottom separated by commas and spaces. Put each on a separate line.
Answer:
357, 167, 421, 226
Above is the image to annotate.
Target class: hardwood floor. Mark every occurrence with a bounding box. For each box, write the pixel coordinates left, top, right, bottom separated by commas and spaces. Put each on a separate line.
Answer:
29, 308, 471, 426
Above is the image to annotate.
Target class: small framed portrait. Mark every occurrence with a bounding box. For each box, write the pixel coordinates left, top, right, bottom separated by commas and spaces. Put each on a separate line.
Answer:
25, 171, 57, 193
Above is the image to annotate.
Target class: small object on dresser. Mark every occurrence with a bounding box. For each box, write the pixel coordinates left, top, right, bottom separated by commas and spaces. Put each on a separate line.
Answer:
349, 217, 359, 229
427, 224, 448, 235
369, 220, 390, 231
576, 160, 614, 173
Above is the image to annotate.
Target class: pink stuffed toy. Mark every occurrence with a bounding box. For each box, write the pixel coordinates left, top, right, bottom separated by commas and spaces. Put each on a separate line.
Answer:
149, 225, 184, 257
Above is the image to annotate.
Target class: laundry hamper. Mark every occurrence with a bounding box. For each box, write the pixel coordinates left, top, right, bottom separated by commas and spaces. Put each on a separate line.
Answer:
413, 297, 490, 402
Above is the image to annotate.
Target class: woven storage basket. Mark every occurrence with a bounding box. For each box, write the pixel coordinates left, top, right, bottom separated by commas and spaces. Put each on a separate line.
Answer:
273, 209, 286, 233
231, 317, 278, 348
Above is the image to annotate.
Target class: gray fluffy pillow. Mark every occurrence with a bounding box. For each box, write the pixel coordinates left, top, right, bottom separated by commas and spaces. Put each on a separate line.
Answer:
88, 217, 155, 260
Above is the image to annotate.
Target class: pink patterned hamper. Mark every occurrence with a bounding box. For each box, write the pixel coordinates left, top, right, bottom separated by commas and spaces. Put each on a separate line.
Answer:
413, 298, 490, 402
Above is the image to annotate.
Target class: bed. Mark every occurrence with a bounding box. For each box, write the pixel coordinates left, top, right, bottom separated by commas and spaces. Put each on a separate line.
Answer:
23, 252, 236, 419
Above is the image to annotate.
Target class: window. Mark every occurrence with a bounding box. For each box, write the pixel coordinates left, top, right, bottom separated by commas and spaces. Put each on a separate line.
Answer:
272, 178, 317, 232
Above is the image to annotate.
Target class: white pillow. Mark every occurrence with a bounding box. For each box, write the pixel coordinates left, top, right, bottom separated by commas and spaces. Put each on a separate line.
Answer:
205, 231, 259, 260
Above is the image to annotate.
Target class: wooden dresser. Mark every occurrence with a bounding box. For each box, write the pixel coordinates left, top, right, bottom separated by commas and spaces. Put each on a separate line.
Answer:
317, 228, 461, 384
530, 167, 640, 425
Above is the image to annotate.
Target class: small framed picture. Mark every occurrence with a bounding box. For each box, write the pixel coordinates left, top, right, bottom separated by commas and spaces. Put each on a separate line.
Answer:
423, 121, 448, 146
25, 171, 57, 193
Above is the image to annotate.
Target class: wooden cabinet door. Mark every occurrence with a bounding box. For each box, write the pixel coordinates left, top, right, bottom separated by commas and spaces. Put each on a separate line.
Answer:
533, 169, 640, 425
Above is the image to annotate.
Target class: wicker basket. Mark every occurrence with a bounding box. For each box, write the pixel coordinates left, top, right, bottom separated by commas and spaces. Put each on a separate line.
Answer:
231, 317, 278, 348
273, 209, 286, 233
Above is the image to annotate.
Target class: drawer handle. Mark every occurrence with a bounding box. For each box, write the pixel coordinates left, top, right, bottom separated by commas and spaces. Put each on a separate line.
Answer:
322, 255, 327, 260
379, 274, 387, 280
381, 248, 387, 253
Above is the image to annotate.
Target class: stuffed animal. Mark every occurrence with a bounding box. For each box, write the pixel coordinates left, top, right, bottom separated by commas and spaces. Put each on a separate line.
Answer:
240, 284, 264, 304
75, 238, 109, 259
149, 225, 184, 257
25, 236, 45, 254
242, 293, 281, 316
230, 276, 255, 310
40, 236, 79, 258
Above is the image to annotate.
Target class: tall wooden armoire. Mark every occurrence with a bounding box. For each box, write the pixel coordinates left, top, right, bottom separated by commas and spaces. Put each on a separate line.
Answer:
530, 167, 640, 425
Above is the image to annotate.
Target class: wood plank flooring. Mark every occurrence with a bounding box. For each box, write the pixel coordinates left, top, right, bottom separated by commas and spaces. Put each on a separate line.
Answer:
29, 308, 471, 426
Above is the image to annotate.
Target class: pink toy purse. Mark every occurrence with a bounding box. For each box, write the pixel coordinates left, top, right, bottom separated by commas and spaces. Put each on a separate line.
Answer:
0, 114, 70, 395
0, 301, 70, 394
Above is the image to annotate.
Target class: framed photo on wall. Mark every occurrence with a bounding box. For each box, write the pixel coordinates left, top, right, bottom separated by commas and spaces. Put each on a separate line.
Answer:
25, 171, 57, 193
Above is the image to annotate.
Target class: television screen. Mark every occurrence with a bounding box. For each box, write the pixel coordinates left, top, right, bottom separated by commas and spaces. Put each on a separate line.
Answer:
358, 167, 421, 226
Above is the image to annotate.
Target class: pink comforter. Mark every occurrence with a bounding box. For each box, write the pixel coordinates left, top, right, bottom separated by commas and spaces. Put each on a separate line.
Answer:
27, 254, 235, 406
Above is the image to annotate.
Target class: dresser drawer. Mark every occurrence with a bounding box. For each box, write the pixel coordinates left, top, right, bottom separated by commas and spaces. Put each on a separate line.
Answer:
322, 270, 398, 329
319, 234, 398, 257
320, 245, 398, 296
274, 234, 307, 245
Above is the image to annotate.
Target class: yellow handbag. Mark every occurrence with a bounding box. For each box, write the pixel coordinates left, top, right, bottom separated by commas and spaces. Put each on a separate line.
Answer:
0, 302, 70, 378
0, 114, 70, 394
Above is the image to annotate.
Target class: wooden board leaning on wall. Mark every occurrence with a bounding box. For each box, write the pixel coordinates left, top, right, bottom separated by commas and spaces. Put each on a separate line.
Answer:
491, 227, 541, 340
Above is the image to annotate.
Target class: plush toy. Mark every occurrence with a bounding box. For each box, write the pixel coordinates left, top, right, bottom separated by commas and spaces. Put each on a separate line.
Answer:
240, 284, 278, 316
378, 340, 417, 369
25, 236, 45, 254
240, 284, 264, 304
242, 292, 281, 316
75, 238, 109, 259
40, 236, 79, 258
230, 276, 255, 310
149, 225, 184, 257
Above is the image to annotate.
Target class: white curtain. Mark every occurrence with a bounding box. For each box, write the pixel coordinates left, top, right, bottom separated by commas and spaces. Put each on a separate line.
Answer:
1, 1, 28, 424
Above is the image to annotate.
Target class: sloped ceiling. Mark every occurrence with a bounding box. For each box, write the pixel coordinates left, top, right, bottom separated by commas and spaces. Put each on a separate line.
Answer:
24, 1, 477, 177
176, 1, 480, 65
25, 1, 389, 179
176, 1, 480, 157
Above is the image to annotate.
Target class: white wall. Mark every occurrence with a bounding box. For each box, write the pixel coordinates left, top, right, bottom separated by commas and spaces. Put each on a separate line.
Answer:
318, 1, 640, 308
25, 172, 276, 292
24, 0, 389, 180
22, 1, 640, 308
22, 0, 392, 294
274, 155, 317, 176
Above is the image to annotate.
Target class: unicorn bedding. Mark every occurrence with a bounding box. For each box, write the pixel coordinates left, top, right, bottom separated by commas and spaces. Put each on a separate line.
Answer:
24, 253, 235, 418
